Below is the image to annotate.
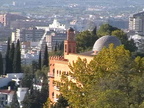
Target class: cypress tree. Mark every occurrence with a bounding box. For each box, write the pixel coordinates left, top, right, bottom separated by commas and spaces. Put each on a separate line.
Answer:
92, 26, 97, 35
10, 92, 20, 108
5, 38, 10, 74
38, 51, 41, 70
0, 52, 3, 75
42, 44, 48, 67
9, 43, 15, 73
13, 39, 21, 73
40, 75, 48, 107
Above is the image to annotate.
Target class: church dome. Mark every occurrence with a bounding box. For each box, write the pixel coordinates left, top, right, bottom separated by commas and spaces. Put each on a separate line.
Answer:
92, 35, 121, 51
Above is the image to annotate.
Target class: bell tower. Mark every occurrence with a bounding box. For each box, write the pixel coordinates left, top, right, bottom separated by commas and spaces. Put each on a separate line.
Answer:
64, 27, 76, 55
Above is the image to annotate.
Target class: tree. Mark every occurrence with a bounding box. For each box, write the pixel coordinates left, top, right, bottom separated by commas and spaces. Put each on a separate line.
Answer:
21, 73, 33, 89
13, 39, 21, 73
97, 24, 118, 37
0, 52, 3, 75
22, 89, 41, 108
112, 29, 137, 52
10, 92, 20, 108
9, 43, 15, 73
43, 98, 53, 108
53, 95, 69, 108
92, 26, 97, 35
76, 30, 98, 52
60, 44, 144, 108
40, 74, 49, 106
5, 38, 10, 74
38, 51, 42, 70
42, 44, 48, 67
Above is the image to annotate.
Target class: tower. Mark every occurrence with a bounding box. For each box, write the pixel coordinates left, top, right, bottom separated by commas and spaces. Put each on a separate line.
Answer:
64, 28, 76, 55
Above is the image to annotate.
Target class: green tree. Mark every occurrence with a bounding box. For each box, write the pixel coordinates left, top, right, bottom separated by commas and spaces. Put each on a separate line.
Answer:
9, 43, 15, 73
60, 44, 144, 108
40, 74, 49, 106
43, 44, 48, 67
21, 73, 33, 89
13, 39, 21, 73
112, 29, 137, 52
76, 30, 98, 52
93, 90, 127, 108
53, 95, 69, 108
0, 52, 3, 75
5, 38, 10, 74
10, 92, 20, 108
92, 26, 97, 35
22, 89, 41, 108
38, 51, 42, 70
97, 24, 118, 37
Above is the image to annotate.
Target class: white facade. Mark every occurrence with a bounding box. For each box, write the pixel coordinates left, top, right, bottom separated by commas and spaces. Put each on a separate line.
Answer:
49, 19, 66, 30
129, 11, 144, 36
17, 87, 28, 108
0, 90, 14, 108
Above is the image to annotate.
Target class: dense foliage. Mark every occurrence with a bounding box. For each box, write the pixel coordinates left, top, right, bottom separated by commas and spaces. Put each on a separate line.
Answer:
76, 30, 98, 52
60, 44, 144, 108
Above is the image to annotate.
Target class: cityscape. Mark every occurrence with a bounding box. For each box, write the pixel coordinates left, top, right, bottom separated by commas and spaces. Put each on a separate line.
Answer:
0, 0, 143, 108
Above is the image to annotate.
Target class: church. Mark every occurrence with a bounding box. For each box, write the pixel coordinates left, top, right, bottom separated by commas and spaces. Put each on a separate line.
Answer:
49, 28, 121, 102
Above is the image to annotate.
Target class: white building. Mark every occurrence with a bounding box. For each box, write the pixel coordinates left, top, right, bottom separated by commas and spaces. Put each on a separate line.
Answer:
0, 87, 28, 108
17, 87, 28, 108
0, 89, 14, 108
129, 11, 144, 36
0, 73, 24, 108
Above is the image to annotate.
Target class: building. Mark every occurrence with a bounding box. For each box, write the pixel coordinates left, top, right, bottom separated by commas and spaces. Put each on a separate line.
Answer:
129, 11, 144, 36
49, 28, 121, 102
46, 31, 66, 51
17, 87, 28, 108
0, 13, 27, 27
11, 27, 45, 42
0, 87, 28, 108
0, 89, 14, 108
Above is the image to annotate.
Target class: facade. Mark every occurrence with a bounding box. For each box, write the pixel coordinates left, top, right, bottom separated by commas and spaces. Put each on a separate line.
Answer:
0, 89, 14, 108
46, 31, 66, 51
49, 28, 121, 102
0, 87, 28, 108
11, 27, 45, 42
129, 11, 144, 36
0, 13, 26, 27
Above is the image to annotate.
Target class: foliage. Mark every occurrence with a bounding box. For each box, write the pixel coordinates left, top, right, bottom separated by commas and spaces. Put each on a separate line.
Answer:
22, 89, 41, 108
49, 41, 64, 56
60, 44, 144, 108
53, 95, 69, 108
5, 38, 10, 74
76, 30, 98, 52
9, 43, 15, 73
112, 29, 137, 52
43, 44, 49, 67
97, 24, 118, 37
40, 73, 49, 106
10, 92, 20, 108
38, 51, 42, 70
35, 66, 48, 79
13, 39, 21, 73
43, 98, 51, 108
21, 73, 33, 89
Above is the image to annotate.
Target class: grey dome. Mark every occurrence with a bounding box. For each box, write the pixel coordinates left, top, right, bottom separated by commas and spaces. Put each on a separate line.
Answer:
92, 35, 121, 51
